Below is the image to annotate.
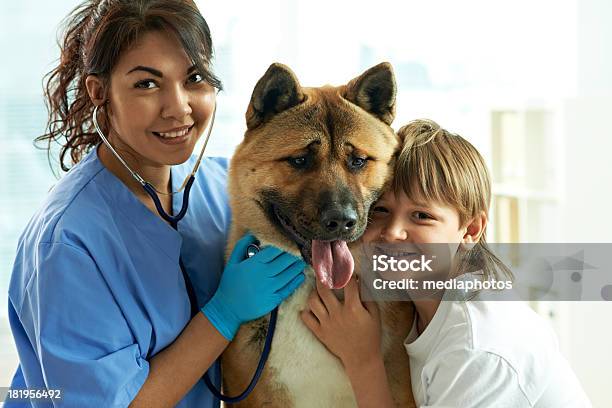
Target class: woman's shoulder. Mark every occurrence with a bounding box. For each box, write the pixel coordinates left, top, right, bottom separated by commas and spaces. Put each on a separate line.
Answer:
204, 156, 230, 171
174, 154, 231, 211
200, 156, 230, 178
184, 154, 229, 176
20, 149, 110, 246
200, 156, 230, 191
173, 155, 229, 193
10, 151, 116, 305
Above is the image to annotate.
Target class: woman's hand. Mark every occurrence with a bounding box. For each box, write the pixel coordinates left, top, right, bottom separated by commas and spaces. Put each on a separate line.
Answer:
300, 276, 382, 370
202, 234, 306, 341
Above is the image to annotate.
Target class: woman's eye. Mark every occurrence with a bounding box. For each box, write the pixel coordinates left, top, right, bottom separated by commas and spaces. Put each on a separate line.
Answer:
187, 73, 204, 84
134, 79, 157, 89
349, 157, 367, 170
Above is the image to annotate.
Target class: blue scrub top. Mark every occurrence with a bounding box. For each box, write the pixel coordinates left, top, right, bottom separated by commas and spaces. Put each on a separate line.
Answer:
6, 147, 231, 407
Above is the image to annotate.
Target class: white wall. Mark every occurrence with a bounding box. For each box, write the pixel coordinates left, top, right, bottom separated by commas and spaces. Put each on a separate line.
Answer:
562, 96, 612, 407
560, 1, 612, 406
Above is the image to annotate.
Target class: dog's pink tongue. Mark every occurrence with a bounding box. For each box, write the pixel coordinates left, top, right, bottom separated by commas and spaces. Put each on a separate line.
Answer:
312, 240, 354, 289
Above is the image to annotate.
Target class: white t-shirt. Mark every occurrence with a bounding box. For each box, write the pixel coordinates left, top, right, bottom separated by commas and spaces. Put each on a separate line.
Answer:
404, 291, 591, 407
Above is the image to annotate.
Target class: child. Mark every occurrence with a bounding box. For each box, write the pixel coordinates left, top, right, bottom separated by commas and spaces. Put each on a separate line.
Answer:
301, 119, 591, 407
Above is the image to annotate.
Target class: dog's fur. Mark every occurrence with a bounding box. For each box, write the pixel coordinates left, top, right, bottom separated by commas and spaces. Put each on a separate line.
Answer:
223, 62, 415, 407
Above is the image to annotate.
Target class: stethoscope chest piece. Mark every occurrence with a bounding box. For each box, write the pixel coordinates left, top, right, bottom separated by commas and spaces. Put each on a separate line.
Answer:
205, 237, 278, 403
246, 243, 260, 258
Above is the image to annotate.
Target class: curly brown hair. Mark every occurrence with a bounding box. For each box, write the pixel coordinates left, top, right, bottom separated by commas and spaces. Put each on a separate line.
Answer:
37, 0, 223, 172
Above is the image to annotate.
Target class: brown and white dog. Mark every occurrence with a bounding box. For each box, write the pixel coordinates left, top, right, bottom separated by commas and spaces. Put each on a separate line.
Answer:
223, 62, 415, 407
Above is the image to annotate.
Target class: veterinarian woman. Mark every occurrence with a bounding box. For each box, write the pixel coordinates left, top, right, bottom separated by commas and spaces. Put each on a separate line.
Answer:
6, 1, 306, 406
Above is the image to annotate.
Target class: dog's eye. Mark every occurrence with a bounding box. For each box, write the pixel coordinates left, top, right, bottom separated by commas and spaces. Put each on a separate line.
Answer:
349, 157, 367, 170
288, 156, 309, 169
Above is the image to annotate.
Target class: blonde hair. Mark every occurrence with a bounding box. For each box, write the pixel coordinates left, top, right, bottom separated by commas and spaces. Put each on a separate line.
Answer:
394, 119, 513, 284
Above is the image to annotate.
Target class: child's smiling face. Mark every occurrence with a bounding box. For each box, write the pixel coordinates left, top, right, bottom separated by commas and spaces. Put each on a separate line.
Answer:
361, 189, 478, 282
362, 189, 468, 248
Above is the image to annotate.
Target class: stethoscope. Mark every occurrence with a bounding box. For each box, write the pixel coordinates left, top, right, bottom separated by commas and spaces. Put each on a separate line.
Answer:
92, 101, 277, 403
203, 242, 280, 403
92, 102, 213, 227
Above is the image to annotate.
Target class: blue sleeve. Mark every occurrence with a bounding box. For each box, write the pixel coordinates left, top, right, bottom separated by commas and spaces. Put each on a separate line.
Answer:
16, 242, 149, 407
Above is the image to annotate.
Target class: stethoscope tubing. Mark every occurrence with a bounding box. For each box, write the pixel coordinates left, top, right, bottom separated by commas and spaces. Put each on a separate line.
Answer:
92, 102, 276, 401
203, 243, 279, 403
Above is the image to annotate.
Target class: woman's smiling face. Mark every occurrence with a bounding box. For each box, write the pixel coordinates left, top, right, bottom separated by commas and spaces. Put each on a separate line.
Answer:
105, 29, 216, 166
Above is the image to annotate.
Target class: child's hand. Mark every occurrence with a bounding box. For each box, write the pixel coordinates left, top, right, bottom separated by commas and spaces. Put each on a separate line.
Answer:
301, 276, 382, 370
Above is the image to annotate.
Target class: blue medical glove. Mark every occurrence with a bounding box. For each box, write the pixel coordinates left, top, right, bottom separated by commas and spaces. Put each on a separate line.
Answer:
202, 233, 306, 340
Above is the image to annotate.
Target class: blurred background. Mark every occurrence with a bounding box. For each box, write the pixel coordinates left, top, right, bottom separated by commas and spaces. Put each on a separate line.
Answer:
1, 0, 611, 406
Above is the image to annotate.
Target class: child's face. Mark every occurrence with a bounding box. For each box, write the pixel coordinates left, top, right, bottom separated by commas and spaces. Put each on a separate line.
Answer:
361, 189, 472, 282
362, 189, 469, 247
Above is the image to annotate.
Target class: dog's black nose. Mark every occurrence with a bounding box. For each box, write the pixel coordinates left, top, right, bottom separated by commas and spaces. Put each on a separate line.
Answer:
321, 208, 358, 234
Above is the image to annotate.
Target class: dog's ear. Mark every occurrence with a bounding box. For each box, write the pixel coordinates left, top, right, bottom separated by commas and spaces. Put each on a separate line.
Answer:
343, 62, 396, 125
246, 63, 305, 130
